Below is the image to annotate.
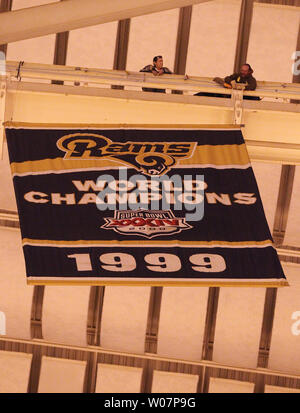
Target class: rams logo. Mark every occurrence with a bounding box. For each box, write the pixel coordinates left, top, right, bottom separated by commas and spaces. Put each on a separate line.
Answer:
57, 133, 197, 176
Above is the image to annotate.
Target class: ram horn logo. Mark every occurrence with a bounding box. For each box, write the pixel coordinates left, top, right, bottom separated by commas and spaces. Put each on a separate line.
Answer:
135, 153, 175, 176
57, 133, 197, 176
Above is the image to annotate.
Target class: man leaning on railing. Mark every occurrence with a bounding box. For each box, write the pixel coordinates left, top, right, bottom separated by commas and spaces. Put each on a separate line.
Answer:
210, 63, 260, 100
215, 63, 257, 91
140, 55, 172, 93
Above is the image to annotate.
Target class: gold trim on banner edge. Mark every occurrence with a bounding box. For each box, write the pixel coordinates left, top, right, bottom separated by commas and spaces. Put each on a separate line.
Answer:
26, 279, 289, 287
22, 239, 274, 247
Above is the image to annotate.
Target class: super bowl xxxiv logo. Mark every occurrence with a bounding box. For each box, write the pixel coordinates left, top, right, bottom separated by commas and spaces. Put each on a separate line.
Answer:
57, 133, 196, 176
102, 210, 192, 238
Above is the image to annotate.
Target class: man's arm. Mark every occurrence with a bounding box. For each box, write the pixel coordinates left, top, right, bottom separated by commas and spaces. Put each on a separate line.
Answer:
139, 65, 153, 73
244, 76, 257, 90
162, 67, 172, 74
224, 73, 237, 84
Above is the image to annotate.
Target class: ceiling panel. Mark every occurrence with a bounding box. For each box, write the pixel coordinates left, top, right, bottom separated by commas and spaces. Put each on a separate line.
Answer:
127, 9, 179, 73
5, 1, 57, 72
6, 34, 55, 83
95, 363, 142, 393
186, 0, 241, 77
0, 228, 33, 339
265, 385, 300, 393
251, 162, 281, 231
42, 286, 90, 346
6, 35, 55, 65
12, 0, 57, 9
213, 287, 265, 368
157, 286, 208, 361
268, 264, 300, 375
100, 286, 150, 353
152, 370, 199, 393
0, 350, 32, 393
66, 22, 118, 70
247, 3, 300, 83
208, 377, 254, 393
283, 166, 300, 246
38, 356, 86, 393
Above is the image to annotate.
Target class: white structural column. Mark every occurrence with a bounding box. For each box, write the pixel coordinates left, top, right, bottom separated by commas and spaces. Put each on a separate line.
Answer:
0, 0, 211, 44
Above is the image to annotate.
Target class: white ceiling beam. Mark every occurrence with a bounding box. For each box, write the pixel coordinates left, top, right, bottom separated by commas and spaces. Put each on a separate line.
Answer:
0, 0, 211, 45
4, 81, 300, 165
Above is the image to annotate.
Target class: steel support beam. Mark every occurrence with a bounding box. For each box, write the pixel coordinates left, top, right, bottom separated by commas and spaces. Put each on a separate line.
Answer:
173, 6, 192, 75
113, 19, 131, 71
257, 0, 300, 6
254, 287, 278, 392
87, 286, 105, 346
52, 32, 69, 85
0, 0, 12, 13
257, 288, 278, 371
144, 287, 163, 353
0, 1, 12, 158
234, 0, 254, 73
272, 165, 296, 245
112, 19, 131, 90
0, 0, 12, 55
201, 287, 219, 393
172, 6, 192, 95
0, 0, 211, 45
53, 32, 69, 67
30, 285, 45, 339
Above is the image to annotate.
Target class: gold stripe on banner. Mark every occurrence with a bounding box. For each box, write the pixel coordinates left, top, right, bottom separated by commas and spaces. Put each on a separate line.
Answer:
26, 278, 289, 287
22, 239, 273, 247
10, 144, 250, 175
4, 122, 242, 129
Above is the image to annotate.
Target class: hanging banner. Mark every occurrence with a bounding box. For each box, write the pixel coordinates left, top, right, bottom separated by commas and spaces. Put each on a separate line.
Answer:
4, 122, 287, 286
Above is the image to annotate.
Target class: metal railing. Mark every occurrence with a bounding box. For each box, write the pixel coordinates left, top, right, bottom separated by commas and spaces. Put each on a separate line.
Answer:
4, 60, 300, 102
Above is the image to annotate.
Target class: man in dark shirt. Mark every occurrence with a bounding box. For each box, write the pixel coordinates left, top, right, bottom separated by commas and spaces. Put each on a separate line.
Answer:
140, 55, 172, 93
211, 64, 259, 100
196, 63, 260, 100
222, 63, 257, 91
